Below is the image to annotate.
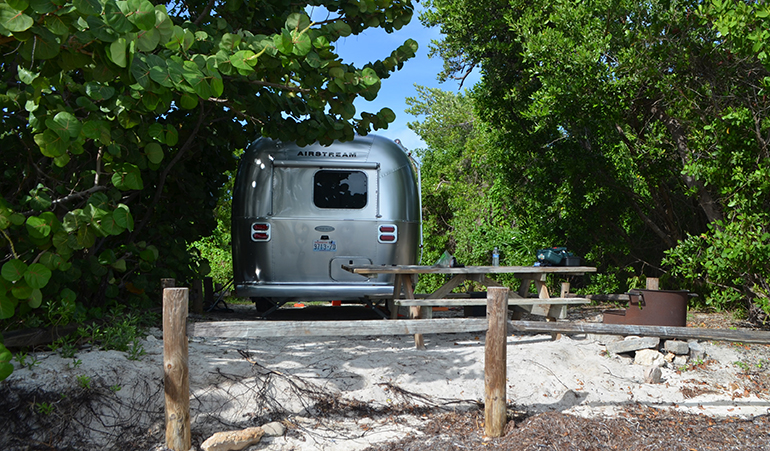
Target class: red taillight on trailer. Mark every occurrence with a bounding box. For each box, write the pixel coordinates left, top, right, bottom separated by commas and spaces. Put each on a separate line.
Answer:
378, 224, 397, 243
251, 223, 271, 242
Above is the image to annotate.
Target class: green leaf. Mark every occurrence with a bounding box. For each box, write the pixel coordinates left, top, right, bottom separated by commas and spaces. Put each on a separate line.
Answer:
99, 212, 125, 235
0, 344, 13, 380
156, 10, 173, 41
2, 259, 27, 282
0, 4, 33, 32
30, 0, 58, 14
0, 293, 18, 320
126, 0, 156, 30
24, 263, 52, 290
378, 107, 396, 123
44, 14, 69, 36
87, 15, 118, 42
332, 21, 352, 38
231, 50, 258, 71
28, 288, 42, 308
85, 82, 116, 101
130, 53, 152, 89
113, 204, 134, 231
105, 0, 133, 33
109, 37, 128, 67
76, 225, 96, 248
182, 61, 211, 99
329, 67, 345, 79
86, 199, 108, 219
144, 142, 164, 164
140, 245, 158, 262
51, 112, 82, 139
10, 213, 25, 226
98, 249, 117, 265
361, 67, 379, 86
73, 0, 102, 15
219, 33, 241, 51
285, 12, 310, 31
82, 120, 112, 145
62, 210, 86, 233
61, 288, 76, 303
21, 27, 61, 60
12, 283, 33, 300
112, 163, 144, 190
17, 66, 38, 84
291, 30, 312, 56
274, 29, 293, 55
148, 123, 165, 142
29, 190, 52, 211
178, 91, 198, 109
111, 258, 127, 272
34, 130, 67, 158
26, 216, 52, 238
136, 27, 159, 52
164, 125, 178, 146
148, 59, 173, 87
165, 57, 185, 85
210, 75, 224, 97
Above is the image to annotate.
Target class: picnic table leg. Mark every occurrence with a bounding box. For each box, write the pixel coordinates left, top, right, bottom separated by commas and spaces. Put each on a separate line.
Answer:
532, 276, 561, 340
398, 274, 424, 349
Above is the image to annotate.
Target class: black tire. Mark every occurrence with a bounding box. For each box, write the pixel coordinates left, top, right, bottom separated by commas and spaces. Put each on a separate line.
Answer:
252, 297, 273, 313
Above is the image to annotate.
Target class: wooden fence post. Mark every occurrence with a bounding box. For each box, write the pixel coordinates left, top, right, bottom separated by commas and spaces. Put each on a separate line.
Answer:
161, 278, 176, 290
485, 286, 509, 438
646, 277, 660, 290
204, 277, 214, 307
192, 279, 203, 314
163, 287, 190, 451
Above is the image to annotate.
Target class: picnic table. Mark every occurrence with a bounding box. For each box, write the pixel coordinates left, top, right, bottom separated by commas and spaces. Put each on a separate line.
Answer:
341, 264, 597, 348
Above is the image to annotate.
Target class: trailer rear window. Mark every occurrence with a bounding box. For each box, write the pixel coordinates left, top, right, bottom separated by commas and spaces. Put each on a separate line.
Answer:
313, 170, 367, 209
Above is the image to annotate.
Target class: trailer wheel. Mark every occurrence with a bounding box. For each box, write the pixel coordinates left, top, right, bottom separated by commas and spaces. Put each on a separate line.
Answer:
252, 297, 273, 313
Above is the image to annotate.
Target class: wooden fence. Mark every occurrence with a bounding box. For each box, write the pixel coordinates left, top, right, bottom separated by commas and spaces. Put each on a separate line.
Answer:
162, 285, 770, 449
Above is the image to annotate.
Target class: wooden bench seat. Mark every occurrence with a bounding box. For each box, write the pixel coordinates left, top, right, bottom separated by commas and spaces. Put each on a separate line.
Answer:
393, 297, 590, 307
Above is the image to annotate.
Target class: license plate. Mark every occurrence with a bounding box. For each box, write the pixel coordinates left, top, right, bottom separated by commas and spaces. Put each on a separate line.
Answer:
313, 240, 337, 252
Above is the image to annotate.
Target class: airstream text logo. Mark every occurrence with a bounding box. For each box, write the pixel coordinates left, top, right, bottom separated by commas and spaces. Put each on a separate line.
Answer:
296, 151, 357, 158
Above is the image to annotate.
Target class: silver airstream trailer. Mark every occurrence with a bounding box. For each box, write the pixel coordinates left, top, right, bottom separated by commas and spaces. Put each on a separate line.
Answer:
232, 134, 421, 313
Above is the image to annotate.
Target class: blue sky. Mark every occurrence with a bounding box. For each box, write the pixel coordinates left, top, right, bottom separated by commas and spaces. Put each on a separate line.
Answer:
315, 5, 482, 151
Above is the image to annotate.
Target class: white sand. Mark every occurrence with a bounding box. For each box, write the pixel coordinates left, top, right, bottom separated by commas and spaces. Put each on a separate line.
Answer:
4, 311, 770, 450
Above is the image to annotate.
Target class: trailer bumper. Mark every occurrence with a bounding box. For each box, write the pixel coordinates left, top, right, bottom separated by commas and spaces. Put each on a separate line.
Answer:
234, 282, 395, 300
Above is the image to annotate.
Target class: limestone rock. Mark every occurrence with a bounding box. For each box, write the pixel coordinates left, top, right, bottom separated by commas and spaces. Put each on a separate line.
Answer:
261, 421, 285, 437
589, 334, 623, 345
201, 426, 265, 451
634, 349, 665, 367
643, 366, 662, 384
674, 355, 688, 366
688, 341, 707, 361
606, 336, 660, 355
665, 340, 690, 355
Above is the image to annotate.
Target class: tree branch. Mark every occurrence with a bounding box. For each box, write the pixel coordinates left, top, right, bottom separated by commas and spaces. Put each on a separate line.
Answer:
193, 0, 216, 26
52, 185, 109, 206
247, 79, 312, 94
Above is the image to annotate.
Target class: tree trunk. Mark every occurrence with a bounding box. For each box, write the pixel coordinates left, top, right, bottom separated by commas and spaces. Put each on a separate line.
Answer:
652, 106, 723, 225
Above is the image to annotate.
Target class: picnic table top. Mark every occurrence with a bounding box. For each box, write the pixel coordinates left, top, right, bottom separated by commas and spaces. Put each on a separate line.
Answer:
341, 264, 597, 276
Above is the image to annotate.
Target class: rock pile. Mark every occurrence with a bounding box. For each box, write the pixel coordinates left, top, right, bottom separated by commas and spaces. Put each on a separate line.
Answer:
596, 335, 709, 383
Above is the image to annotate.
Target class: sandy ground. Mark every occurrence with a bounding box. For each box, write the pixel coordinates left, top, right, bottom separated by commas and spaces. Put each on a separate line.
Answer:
2, 305, 770, 450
